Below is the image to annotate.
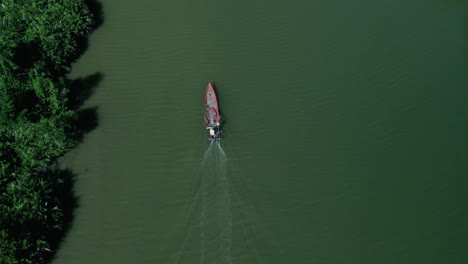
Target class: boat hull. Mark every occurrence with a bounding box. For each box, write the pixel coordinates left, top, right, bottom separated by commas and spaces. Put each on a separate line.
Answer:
204, 83, 221, 140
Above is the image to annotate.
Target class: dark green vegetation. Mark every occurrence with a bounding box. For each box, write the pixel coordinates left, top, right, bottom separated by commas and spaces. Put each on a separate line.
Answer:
0, 0, 98, 263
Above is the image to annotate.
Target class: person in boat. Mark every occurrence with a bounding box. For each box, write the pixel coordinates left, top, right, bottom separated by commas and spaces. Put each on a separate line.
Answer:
208, 126, 221, 138
209, 128, 216, 138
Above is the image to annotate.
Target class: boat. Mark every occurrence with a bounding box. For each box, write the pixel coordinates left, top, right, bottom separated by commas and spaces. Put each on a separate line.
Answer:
204, 82, 222, 141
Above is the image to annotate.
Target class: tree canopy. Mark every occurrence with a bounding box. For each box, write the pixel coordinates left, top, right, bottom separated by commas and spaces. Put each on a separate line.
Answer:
0, 1, 94, 263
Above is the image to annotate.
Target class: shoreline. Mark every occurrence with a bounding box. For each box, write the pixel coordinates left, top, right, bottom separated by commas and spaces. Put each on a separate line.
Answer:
0, 1, 102, 263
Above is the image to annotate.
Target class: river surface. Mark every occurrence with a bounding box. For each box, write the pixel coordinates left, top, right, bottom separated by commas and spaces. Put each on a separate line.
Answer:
54, 0, 467, 263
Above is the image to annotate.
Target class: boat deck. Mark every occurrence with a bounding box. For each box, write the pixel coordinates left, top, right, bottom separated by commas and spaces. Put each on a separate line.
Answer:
206, 89, 218, 126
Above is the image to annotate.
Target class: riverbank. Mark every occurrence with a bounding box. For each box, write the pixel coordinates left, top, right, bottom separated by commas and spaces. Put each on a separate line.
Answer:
0, 1, 100, 263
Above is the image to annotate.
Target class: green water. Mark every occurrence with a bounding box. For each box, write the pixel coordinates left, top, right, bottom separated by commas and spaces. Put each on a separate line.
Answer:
53, 0, 467, 263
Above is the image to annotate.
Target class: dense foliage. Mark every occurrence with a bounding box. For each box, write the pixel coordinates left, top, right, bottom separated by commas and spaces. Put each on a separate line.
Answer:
0, 0, 94, 263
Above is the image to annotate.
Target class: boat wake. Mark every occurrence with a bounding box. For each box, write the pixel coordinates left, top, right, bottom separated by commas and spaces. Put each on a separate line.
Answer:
200, 141, 232, 264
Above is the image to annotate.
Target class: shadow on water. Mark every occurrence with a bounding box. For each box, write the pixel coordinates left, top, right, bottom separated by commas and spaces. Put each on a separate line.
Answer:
67, 72, 103, 110
42, 89, 101, 263
44, 1, 104, 263
75, 107, 99, 137
67, 72, 102, 143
